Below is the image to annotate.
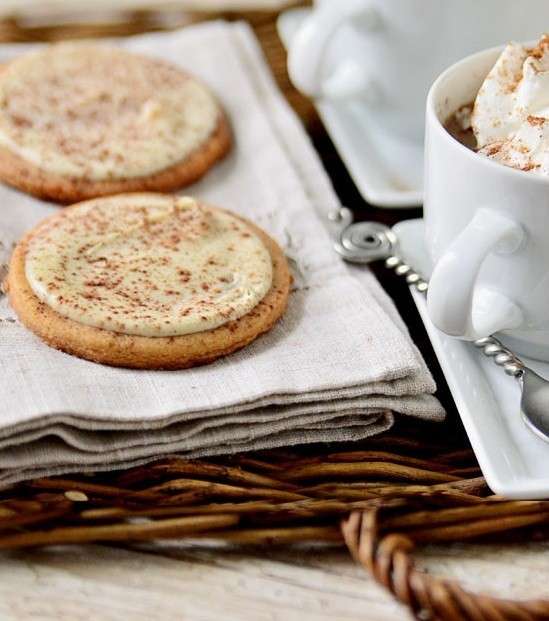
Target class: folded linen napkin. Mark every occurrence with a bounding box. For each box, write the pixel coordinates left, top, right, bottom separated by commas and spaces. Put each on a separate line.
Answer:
0, 21, 444, 486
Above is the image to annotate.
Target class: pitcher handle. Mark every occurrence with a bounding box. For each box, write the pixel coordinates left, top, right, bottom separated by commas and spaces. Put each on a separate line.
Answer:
287, 0, 381, 101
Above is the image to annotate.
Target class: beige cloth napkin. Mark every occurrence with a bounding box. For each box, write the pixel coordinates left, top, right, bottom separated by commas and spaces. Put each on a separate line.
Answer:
0, 22, 444, 486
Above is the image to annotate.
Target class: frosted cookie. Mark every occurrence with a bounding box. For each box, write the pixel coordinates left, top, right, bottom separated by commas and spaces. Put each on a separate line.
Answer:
6, 193, 290, 369
0, 43, 231, 203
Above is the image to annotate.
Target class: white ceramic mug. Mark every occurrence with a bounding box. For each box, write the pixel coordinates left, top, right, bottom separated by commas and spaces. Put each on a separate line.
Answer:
424, 44, 549, 361
288, 0, 549, 143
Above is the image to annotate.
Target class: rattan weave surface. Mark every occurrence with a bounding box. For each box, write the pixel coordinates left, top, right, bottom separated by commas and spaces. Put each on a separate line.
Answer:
2, 429, 549, 620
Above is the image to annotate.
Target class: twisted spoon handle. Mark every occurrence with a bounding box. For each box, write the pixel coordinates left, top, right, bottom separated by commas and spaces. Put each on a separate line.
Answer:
472, 337, 525, 378
384, 255, 428, 293
384, 254, 525, 379
329, 211, 527, 382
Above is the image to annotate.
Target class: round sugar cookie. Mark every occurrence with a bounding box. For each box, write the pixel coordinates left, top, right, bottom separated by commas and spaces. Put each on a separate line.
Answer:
6, 193, 290, 369
0, 43, 231, 203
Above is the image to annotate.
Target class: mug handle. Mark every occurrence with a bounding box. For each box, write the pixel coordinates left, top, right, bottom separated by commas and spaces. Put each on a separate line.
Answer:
287, 0, 381, 101
427, 208, 526, 340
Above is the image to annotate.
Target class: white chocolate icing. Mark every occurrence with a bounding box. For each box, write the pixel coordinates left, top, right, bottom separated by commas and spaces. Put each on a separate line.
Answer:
0, 43, 221, 180
25, 195, 273, 337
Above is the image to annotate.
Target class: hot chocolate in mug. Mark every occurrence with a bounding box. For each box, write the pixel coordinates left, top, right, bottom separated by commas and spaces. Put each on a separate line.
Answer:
424, 44, 549, 362
288, 0, 549, 143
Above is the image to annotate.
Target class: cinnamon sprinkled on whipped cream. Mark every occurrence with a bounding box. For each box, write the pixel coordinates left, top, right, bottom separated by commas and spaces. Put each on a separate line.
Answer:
471, 34, 549, 175
24, 195, 273, 337
0, 43, 220, 180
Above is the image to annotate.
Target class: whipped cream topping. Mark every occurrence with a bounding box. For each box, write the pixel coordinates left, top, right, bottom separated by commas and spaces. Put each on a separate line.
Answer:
0, 43, 220, 180
471, 35, 549, 174
25, 195, 273, 337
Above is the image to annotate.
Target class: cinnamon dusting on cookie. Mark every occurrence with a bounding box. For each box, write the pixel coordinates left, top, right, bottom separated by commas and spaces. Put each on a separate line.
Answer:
0, 43, 221, 181
24, 195, 273, 337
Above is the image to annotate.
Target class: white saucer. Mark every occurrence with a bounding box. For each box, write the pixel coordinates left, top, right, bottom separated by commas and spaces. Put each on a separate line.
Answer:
395, 218, 549, 499
277, 8, 423, 208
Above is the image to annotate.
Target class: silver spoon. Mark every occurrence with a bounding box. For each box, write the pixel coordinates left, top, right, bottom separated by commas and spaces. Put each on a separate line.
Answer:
329, 207, 549, 442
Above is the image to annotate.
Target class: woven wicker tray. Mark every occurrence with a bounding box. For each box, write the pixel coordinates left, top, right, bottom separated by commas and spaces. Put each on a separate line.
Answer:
0, 7, 548, 620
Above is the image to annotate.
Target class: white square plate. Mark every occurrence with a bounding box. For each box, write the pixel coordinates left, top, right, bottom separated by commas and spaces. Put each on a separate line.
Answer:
395, 219, 549, 499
